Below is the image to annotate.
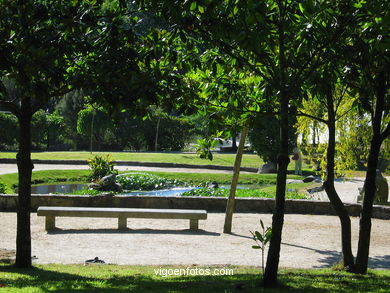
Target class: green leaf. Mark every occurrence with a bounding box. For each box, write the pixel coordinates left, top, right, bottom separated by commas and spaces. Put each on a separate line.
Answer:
233, 6, 239, 15
299, 3, 304, 14
252, 246, 261, 249
255, 231, 264, 242
198, 5, 204, 13
190, 2, 197, 11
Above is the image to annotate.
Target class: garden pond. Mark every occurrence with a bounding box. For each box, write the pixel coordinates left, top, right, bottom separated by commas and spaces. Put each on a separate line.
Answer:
30, 173, 308, 199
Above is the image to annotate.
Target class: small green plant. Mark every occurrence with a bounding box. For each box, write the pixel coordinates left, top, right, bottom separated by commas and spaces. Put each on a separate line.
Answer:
250, 219, 272, 278
0, 180, 6, 193
88, 154, 117, 182
196, 138, 217, 160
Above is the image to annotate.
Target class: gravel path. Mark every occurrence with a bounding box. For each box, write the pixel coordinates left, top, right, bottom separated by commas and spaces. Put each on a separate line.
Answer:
1, 163, 389, 268
1, 212, 389, 269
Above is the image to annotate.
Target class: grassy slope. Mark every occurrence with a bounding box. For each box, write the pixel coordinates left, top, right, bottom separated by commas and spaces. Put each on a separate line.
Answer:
0, 151, 264, 168
0, 151, 316, 171
0, 264, 388, 293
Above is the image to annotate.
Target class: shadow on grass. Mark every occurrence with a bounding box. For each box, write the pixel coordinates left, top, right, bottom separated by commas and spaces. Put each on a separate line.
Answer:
1, 264, 389, 293
47, 228, 220, 236
0, 265, 314, 293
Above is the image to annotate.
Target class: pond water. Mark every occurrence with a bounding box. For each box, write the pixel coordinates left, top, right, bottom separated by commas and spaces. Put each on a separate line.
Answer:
30, 183, 266, 195
123, 187, 196, 197
30, 183, 196, 196
31, 183, 85, 194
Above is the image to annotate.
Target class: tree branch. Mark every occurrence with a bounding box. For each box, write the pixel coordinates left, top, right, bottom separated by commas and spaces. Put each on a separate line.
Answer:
0, 100, 21, 119
297, 111, 328, 124
381, 122, 390, 143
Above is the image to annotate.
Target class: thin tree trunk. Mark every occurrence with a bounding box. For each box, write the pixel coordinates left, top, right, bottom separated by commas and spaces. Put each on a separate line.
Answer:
355, 71, 386, 274
231, 136, 237, 152
15, 96, 33, 268
264, 94, 289, 286
223, 126, 249, 233
323, 86, 355, 270
155, 116, 161, 152
264, 9, 289, 286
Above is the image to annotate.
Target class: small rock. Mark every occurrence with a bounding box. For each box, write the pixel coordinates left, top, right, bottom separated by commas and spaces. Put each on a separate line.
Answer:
88, 183, 102, 190
101, 174, 116, 187
258, 162, 277, 174
85, 257, 105, 264
209, 181, 219, 189
303, 175, 315, 183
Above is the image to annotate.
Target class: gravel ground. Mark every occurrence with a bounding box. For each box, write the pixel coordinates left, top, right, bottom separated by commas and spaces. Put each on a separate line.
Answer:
1, 212, 389, 269
1, 163, 389, 268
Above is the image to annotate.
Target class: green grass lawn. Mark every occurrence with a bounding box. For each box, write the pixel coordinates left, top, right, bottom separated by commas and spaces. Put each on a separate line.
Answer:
0, 151, 315, 172
0, 264, 388, 292
0, 151, 264, 168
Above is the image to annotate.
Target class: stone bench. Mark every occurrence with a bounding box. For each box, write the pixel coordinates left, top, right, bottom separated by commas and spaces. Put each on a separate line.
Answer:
37, 206, 207, 231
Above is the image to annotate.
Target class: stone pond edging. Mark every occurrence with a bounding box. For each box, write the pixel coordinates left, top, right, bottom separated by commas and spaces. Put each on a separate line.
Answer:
0, 194, 389, 219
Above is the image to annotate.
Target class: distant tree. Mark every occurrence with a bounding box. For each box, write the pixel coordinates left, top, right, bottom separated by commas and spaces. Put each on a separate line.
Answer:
76, 105, 113, 151
46, 111, 66, 150
249, 115, 297, 166
0, 111, 18, 150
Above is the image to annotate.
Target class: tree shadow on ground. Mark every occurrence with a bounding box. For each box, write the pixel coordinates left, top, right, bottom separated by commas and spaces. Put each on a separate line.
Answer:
47, 228, 220, 236
282, 242, 342, 268
368, 255, 390, 269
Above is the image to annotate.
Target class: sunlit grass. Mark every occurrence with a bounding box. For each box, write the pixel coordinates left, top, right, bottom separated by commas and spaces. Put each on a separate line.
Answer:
0, 151, 264, 168
0, 264, 388, 293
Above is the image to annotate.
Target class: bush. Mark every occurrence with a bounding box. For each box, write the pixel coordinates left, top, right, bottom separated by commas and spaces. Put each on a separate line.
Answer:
117, 173, 185, 191
0, 180, 6, 193
88, 155, 117, 181
248, 114, 297, 165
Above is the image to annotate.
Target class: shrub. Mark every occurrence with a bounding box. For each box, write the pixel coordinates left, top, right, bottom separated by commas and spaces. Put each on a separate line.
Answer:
117, 173, 185, 191
0, 180, 6, 193
88, 154, 117, 182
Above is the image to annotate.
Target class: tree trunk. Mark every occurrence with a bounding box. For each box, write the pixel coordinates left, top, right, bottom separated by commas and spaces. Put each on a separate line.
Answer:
223, 126, 249, 233
155, 116, 161, 152
355, 71, 386, 274
231, 136, 238, 152
323, 86, 355, 270
15, 96, 33, 268
263, 10, 289, 286
263, 94, 289, 286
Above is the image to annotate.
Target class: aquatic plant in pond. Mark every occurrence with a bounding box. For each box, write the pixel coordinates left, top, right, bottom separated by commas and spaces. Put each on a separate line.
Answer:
117, 173, 186, 191
181, 187, 308, 199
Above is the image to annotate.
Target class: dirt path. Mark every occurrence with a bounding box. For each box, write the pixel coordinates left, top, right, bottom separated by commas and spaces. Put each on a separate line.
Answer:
1, 212, 389, 269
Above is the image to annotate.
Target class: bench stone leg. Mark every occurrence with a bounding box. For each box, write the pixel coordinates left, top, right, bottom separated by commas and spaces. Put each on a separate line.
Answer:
190, 219, 198, 230
118, 217, 127, 230
45, 216, 55, 231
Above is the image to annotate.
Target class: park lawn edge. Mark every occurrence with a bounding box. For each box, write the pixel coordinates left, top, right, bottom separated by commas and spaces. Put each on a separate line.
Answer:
0, 263, 389, 293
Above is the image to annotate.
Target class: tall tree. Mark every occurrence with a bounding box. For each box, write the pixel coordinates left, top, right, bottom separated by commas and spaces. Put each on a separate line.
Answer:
299, 72, 358, 270
0, 1, 99, 267
0, 0, 160, 267
140, 0, 344, 286
344, 0, 389, 273
298, 0, 389, 273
